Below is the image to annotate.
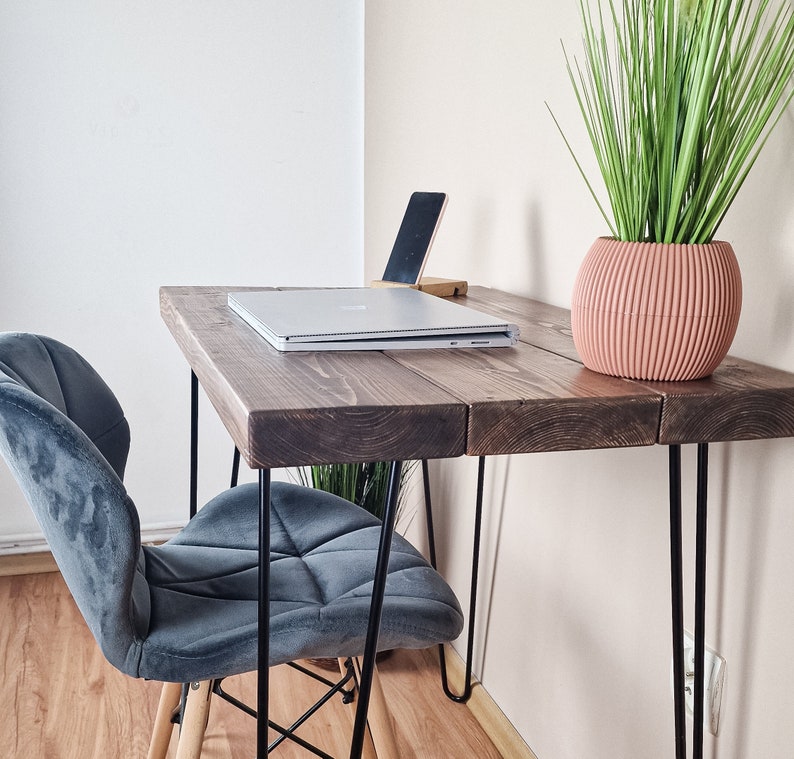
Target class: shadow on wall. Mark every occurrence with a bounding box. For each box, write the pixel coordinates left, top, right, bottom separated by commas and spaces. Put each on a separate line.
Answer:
773, 280, 794, 358
526, 200, 549, 299
464, 196, 496, 285
713, 441, 773, 759
722, 112, 794, 364
476, 455, 513, 680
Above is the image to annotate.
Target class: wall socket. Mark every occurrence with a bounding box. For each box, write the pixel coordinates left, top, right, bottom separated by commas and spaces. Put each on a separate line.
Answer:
672, 631, 726, 735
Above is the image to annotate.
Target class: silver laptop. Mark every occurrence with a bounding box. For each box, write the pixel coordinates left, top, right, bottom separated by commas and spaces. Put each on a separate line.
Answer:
228, 287, 519, 351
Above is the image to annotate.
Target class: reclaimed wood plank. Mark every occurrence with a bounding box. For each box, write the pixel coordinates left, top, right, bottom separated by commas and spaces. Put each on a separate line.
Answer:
461, 287, 794, 446
387, 341, 662, 454
641, 356, 794, 444
459, 286, 581, 361
160, 287, 467, 468
161, 284, 794, 458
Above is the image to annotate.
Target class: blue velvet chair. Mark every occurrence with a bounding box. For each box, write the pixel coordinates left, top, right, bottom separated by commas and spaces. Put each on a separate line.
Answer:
0, 332, 463, 757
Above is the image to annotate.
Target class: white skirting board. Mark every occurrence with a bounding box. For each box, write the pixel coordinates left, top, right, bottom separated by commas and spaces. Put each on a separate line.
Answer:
0, 523, 184, 555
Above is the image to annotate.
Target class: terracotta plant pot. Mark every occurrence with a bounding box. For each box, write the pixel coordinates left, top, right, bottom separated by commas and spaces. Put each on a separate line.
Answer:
571, 237, 742, 381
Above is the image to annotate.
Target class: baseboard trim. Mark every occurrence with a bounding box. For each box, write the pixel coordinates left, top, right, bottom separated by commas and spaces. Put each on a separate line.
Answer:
443, 645, 538, 759
0, 550, 59, 576
0, 525, 183, 576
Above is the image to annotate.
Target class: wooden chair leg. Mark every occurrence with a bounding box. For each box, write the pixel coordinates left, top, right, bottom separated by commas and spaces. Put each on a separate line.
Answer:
337, 659, 378, 759
174, 680, 213, 759
353, 657, 400, 759
147, 681, 182, 759
337, 657, 398, 759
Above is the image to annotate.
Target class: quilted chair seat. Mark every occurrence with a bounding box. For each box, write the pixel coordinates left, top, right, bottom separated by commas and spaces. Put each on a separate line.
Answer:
141, 480, 463, 682
0, 333, 463, 709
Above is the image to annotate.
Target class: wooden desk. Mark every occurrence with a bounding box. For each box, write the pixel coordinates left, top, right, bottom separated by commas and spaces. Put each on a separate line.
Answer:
161, 285, 794, 759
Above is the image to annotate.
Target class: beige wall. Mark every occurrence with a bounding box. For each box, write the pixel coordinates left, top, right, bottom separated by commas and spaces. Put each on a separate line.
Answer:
366, 2, 794, 757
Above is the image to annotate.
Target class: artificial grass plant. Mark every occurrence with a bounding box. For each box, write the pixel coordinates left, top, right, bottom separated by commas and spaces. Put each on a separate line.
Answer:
549, 0, 794, 243
298, 460, 416, 522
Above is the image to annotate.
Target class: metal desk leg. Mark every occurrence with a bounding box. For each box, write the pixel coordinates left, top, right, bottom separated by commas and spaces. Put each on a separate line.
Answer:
189, 376, 271, 758
231, 446, 241, 488
669, 444, 710, 759
669, 445, 687, 759
423, 456, 485, 703
693, 443, 709, 759
349, 460, 403, 759
190, 371, 199, 519
257, 468, 271, 759
192, 376, 271, 756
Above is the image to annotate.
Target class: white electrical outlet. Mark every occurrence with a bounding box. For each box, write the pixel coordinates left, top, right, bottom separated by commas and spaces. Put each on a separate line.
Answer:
671, 631, 726, 735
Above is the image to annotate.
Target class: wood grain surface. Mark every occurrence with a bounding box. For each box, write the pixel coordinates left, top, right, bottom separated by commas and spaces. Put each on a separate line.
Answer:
643, 356, 794, 444
461, 286, 581, 362
388, 342, 662, 454
160, 287, 467, 468
463, 286, 794, 447
160, 285, 794, 462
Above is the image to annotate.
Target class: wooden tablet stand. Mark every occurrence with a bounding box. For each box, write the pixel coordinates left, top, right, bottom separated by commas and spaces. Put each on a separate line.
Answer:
370, 277, 468, 297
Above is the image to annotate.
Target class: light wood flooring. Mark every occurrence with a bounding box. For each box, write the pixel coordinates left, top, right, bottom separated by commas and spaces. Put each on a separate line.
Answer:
0, 571, 502, 758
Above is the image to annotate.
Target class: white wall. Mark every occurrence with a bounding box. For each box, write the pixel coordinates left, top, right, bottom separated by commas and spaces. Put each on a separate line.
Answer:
0, 1, 364, 544
366, 2, 794, 757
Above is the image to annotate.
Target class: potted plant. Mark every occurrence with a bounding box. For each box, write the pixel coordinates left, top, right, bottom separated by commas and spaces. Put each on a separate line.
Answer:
549, 0, 794, 380
300, 461, 404, 520
298, 460, 416, 522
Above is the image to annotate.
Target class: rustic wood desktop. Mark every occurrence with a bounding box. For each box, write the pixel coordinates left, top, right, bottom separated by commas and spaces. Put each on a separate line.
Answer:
160, 285, 794, 759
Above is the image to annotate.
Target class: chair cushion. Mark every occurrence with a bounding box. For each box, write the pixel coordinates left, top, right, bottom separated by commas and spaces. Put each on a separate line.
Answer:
138, 481, 463, 683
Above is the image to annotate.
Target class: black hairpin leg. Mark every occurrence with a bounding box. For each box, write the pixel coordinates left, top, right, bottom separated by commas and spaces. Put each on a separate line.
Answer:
188, 376, 269, 759
257, 468, 271, 759
231, 446, 241, 488
693, 443, 709, 759
190, 371, 199, 519
669, 445, 687, 759
349, 460, 403, 759
669, 443, 710, 759
423, 456, 485, 703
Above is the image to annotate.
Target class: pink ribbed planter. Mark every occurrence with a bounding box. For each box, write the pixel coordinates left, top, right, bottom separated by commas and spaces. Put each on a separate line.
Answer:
571, 238, 742, 381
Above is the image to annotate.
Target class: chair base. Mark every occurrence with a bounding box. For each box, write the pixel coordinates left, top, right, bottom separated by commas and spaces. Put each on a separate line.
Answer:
147, 682, 182, 759
147, 660, 359, 758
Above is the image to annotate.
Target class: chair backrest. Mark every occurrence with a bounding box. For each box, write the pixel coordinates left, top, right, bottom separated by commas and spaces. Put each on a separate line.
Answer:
0, 333, 130, 478
0, 333, 149, 674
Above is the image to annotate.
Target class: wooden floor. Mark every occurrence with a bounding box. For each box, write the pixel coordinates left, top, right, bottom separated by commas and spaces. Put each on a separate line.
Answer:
0, 572, 502, 758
